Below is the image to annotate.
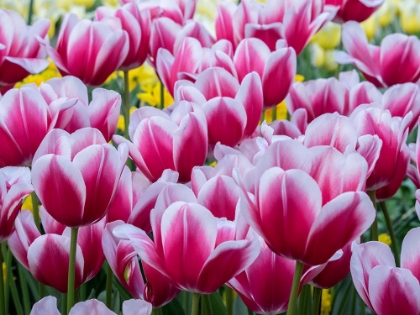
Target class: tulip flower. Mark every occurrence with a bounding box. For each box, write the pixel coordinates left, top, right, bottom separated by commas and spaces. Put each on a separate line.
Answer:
326, 0, 384, 23
9, 210, 105, 292
228, 237, 296, 314
136, 0, 196, 25
240, 139, 375, 266
336, 21, 420, 88
0, 85, 77, 167
175, 67, 263, 147
30, 296, 152, 315
113, 101, 207, 183
40, 13, 129, 86
114, 198, 260, 294
40, 76, 121, 141
96, 3, 151, 71
233, 38, 296, 108
103, 221, 179, 307
31, 128, 128, 227
0, 9, 50, 86
0, 167, 33, 242
351, 228, 420, 314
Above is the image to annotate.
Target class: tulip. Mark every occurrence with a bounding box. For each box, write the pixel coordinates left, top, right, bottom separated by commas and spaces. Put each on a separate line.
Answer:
40, 13, 129, 86
30, 296, 152, 315
31, 128, 128, 227
96, 3, 151, 71
228, 237, 296, 314
175, 67, 263, 147
326, 0, 384, 23
0, 85, 76, 167
113, 101, 207, 183
240, 139, 375, 266
103, 221, 179, 307
351, 228, 420, 314
0, 167, 33, 242
114, 199, 260, 294
0, 9, 50, 86
9, 210, 105, 292
233, 38, 296, 108
336, 21, 420, 87
136, 0, 196, 25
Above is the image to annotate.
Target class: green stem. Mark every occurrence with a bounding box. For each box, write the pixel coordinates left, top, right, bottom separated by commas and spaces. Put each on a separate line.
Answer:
247, 309, 253, 315
286, 261, 304, 315
67, 227, 79, 314
17, 263, 31, 315
3, 244, 12, 315
160, 81, 165, 110
226, 286, 234, 315
380, 201, 400, 267
0, 243, 5, 315
106, 263, 113, 309
123, 70, 130, 140
27, 0, 35, 24
271, 106, 277, 122
191, 292, 200, 315
312, 287, 322, 315
31, 191, 41, 232
152, 308, 163, 315
9, 268, 24, 315
298, 285, 311, 315
61, 293, 67, 315
368, 190, 378, 241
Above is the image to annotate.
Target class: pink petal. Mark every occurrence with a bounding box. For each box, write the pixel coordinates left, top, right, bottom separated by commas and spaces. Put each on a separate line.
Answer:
107, 166, 132, 223
195, 67, 240, 99
69, 300, 115, 315
305, 192, 375, 265
150, 17, 181, 60
215, 2, 237, 46
32, 129, 72, 164
401, 227, 420, 283
39, 206, 65, 235
122, 300, 153, 315
31, 155, 86, 227
30, 296, 60, 315
244, 23, 285, 52
28, 234, 84, 293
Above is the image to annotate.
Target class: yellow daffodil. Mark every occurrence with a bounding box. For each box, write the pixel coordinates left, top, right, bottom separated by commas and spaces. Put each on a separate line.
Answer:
73, 0, 95, 9
378, 233, 392, 246
14, 58, 61, 88
399, 1, 420, 34
311, 22, 342, 50
102, 0, 120, 8
321, 289, 332, 315
360, 15, 378, 41
377, 1, 397, 27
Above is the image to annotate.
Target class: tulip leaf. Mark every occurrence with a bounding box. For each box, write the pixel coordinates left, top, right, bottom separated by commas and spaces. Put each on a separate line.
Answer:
160, 296, 187, 315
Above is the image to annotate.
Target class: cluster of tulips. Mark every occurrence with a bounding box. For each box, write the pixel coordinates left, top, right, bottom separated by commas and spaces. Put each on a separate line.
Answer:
1, 0, 420, 314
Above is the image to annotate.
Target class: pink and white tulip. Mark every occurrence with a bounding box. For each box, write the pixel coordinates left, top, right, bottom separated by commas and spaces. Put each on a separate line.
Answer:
326, 0, 384, 23
0, 10, 50, 86
9, 210, 105, 292
40, 13, 129, 86
31, 128, 128, 227
113, 101, 207, 183
0, 167, 33, 242
336, 21, 420, 88
30, 296, 152, 315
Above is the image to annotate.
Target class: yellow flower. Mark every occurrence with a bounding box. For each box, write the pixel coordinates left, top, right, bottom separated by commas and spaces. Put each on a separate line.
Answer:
377, 1, 397, 27
137, 83, 174, 108
21, 195, 35, 213
102, 0, 120, 8
14, 58, 61, 88
379, 233, 392, 246
72, 0, 95, 8
321, 289, 332, 315
118, 107, 137, 132
360, 15, 378, 41
399, 1, 420, 34
2, 262, 6, 282
310, 43, 326, 68
311, 22, 342, 50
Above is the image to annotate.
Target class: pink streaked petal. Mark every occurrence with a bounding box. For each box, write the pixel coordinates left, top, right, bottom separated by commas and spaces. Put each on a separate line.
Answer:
28, 234, 84, 293
244, 23, 285, 52
369, 266, 420, 315
235, 72, 263, 138
350, 241, 396, 310
401, 227, 420, 283
39, 206, 66, 235
129, 107, 170, 140
215, 2, 237, 46
197, 238, 260, 294
204, 97, 247, 146
257, 168, 321, 260
262, 47, 296, 108
173, 20, 215, 53
156, 48, 175, 96
33, 129, 72, 164
150, 17, 181, 60
305, 192, 375, 265
356, 134, 382, 178
3, 57, 49, 75
195, 67, 240, 99
160, 202, 217, 291
31, 154, 85, 227
69, 300, 115, 315
107, 166, 132, 223
69, 127, 107, 157
122, 300, 153, 315
30, 296, 60, 315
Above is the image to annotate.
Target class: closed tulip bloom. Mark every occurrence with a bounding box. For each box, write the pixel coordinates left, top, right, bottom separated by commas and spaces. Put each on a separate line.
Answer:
135, 0, 196, 25
31, 128, 128, 227
9, 210, 105, 293
326, 0, 384, 23
228, 237, 296, 314
0, 167, 33, 242
336, 21, 420, 88
0, 10, 50, 86
113, 101, 207, 183
114, 200, 260, 294
96, 3, 151, 70
351, 228, 420, 314
30, 296, 152, 315
40, 13, 129, 86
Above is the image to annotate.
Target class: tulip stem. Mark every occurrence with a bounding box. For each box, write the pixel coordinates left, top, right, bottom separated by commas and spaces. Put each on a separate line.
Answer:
67, 227, 79, 314
380, 201, 400, 267
286, 261, 304, 315
226, 286, 234, 315
368, 190, 378, 241
17, 263, 31, 315
191, 292, 200, 315
312, 287, 322, 315
106, 263, 113, 309
31, 191, 41, 232
0, 243, 5, 315
160, 81, 165, 110
123, 70, 130, 140
27, 0, 34, 24
271, 106, 277, 122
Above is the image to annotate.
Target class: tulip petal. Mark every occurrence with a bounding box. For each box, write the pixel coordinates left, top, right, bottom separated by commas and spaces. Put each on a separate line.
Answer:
122, 299, 153, 315
401, 227, 420, 283
30, 296, 60, 315
195, 67, 240, 100
69, 300, 115, 315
